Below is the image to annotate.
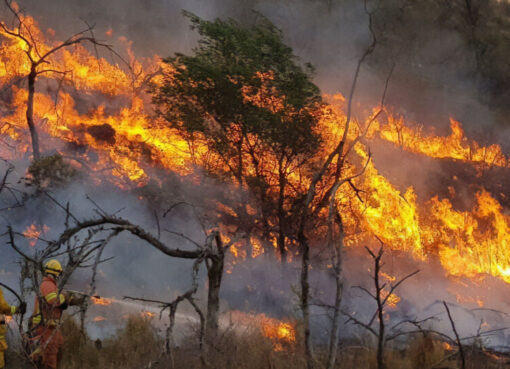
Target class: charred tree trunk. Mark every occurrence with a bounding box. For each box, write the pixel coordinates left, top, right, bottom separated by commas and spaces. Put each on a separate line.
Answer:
443, 301, 466, 369
277, 158, 287, 263
326, 211, 345, 369
26, 68, 40, 160
205, 235, 225, 345
299, 231, 313, 369
166, 304, 177, 364
374, 249, 386, 369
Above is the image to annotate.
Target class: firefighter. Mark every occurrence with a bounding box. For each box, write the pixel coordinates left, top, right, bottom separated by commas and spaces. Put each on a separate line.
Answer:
0, 287, 26, 369
30, 259, 83, 369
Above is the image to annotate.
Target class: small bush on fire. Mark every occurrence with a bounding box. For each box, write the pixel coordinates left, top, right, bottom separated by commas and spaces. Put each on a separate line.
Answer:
24, 154, 77, 189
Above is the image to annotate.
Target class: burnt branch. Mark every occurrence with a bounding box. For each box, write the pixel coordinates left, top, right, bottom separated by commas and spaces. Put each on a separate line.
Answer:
341, 310, 377, 337
0, 0, 130, 159
367, 269, 420, 327
80, 229, 121, 331
0, 282, 22, 303
443, 301, 466, 369
343, 244, 419, 369
51, 216, 202, 259
42, 190, 80, 224
7, 226, 38, 264
125, 251, 206, 359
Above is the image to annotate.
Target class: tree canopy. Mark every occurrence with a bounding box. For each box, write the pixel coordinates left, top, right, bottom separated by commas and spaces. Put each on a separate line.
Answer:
153, 12, 325, 258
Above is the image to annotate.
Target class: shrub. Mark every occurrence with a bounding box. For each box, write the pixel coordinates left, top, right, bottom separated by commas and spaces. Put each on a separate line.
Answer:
24, 154, 76, 189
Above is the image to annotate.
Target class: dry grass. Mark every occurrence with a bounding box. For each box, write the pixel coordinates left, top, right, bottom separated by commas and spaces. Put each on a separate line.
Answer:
60, 314, 162, 369
5, 316, 510, 369
169, 328, 307, 369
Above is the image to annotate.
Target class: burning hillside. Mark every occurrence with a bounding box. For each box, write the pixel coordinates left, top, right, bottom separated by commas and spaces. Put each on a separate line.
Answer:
1, 1, 510, 368
1, 1, 510, 290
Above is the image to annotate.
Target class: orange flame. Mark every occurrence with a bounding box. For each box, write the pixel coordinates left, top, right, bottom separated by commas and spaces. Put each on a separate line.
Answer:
369, 115, 509, 168
261, 318, 296, 352
142, 311, 156, 319
382, 289, 401, 309
229, 311, 296, 351
22, 224, 49, 247
91, 297, 113, 306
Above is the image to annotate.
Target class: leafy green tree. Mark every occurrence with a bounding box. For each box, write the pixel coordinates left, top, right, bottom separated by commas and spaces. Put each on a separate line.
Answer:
153, 12, 323, 261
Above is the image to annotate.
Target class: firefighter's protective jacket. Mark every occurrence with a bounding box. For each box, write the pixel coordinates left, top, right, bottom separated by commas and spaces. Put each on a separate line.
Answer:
30, 276, 67, 369
0, 288, 16, 369
32, 275, 66, 327
0, 288, 16, 316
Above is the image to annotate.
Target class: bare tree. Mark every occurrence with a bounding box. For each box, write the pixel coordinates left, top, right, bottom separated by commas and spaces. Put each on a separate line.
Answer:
0, 158, 25, 211
443, 301, 466, 369
124, 253, 206, 368
342, 245, 420, 369
41, 198, 240, 344
5, 193, 241, 366
0, 0, 119, 159
296, 2, 381, 367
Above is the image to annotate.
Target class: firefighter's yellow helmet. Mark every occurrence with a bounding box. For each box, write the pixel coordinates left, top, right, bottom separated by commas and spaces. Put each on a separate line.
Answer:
44, 259, 63, 276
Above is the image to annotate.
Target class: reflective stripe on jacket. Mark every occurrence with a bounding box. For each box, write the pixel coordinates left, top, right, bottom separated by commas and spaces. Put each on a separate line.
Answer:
32, 276, 66, 327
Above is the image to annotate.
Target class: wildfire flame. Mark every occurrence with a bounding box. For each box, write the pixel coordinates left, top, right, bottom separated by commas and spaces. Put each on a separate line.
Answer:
22, 224, 49, 247
2, 7, 510, 293
382, 289, 401, 309
91, 297, 113, 306
142, 311, 156, 319
369, 116, 509, 168
229, 311, 296, 351
93, 316, 106, 322
261, 319, 296, 352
